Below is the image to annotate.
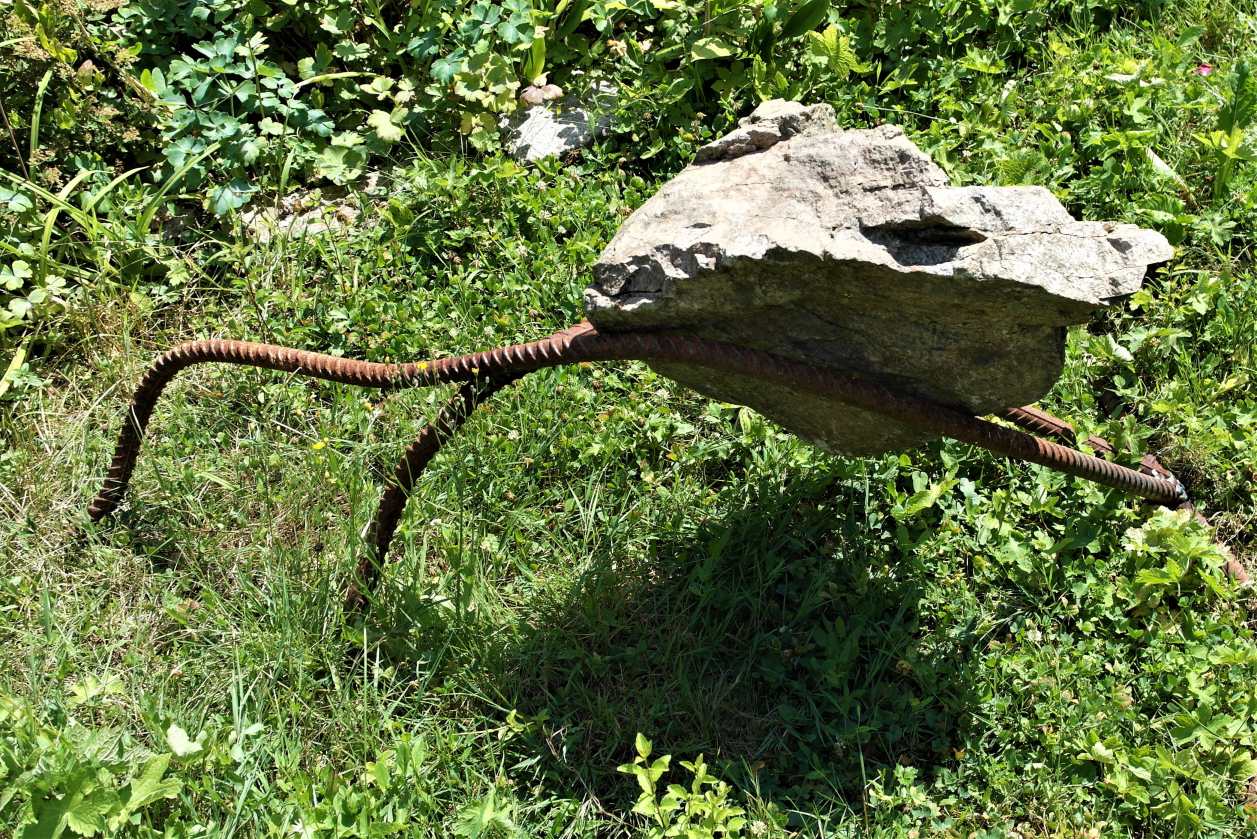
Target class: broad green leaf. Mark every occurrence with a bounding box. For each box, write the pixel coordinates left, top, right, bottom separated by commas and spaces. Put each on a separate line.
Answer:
1135, 568, 1178, 586
208, 179, 255, 216
781, 0, 828, 38
8, 297, 32, 319
139, 67, 166, 95
22, 767, 94, 839
631, 793, 660, 817
65, 788, 119, 836
367, 110, 404, 142
239, 137, 265, 165
635, 732, 652, 760
319, 10, 354, 34
2, 259, 31, 290
1220, 59, 1257, 133
315, 145, 367, 185
806, 25, 866, 76
361, 75, 394, 98
165, 723, 204, 757
893, 479, 957, 520
661, 75, 693, 102
452, 789, 517, 839
497, 14, 535, 45
522, 37, 546, 84
120, 754, 181, 816
958, 47, 1006, 74
1145, 148, 1189, 191
432, 54, 464, 84
0, 186, 34, 213
0, 342, 27, 399
22, 793, 71, 839
1089, 740, 1116, 763
689, 37, 736, 61
1106, 335, 1135, 364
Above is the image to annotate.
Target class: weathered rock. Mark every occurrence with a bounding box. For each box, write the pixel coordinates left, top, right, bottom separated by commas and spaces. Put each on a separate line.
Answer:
585, 100, 1173, 455
503, 82, 617, 162
241, 192, 360, 244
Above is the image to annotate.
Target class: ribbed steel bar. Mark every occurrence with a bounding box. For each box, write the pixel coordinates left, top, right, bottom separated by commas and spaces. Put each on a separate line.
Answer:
88, 339, 410, 521
1003, 404, 1246, 581
86, 325, 610, 520
1003, 405, 1174, 480
1003, 405, 1082, 446
88, 322, 1187, 579
345, 374, 520, 612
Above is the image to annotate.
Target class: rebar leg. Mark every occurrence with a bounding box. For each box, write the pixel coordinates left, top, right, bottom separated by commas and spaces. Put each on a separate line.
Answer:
344, 374, 523, 613
1002, 405, 1174, 479
87, 340, 412, 521
1003, 405, 1248, 582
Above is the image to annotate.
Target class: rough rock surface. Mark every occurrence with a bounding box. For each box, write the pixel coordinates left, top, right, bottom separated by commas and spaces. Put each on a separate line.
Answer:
585, 100, 1173, 454
241, 202, 359, 243
503, 83, 617, 162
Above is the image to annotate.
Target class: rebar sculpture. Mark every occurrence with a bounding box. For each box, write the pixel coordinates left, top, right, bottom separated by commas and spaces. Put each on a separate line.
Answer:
87, 100, 1244, 608
86, 321, 1219, 612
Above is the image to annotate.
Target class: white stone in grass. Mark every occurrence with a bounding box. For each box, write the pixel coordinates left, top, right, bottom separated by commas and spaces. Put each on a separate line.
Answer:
503, 82, 618, 162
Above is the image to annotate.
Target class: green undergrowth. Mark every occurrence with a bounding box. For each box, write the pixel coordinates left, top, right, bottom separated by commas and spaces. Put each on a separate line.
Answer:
4, 0, 1257, 837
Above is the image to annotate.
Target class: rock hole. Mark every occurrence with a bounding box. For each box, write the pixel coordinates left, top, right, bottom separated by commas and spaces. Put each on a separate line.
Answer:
860, 221, 987, 267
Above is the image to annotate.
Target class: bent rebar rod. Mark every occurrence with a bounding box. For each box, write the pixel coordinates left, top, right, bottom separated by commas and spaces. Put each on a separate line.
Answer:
1002, 405, 1248, 583
345, 374, 520, 612
88, 321, 1190, 606
1002, 405, 1175, 480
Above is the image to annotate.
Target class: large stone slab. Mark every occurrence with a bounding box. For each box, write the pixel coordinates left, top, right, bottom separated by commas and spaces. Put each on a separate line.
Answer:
584, 100, 1173, 455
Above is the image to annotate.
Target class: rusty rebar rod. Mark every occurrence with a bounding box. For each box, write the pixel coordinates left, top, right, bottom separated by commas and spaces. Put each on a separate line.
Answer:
345, 374, 519, 612
89, 322, 1193, 607
1003, 405, 1175, 480
88, 339, 409, 521
1004, 405, 1246, 582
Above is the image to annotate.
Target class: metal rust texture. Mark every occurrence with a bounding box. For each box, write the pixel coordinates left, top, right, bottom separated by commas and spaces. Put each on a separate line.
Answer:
1002, 405, 1084, 447
88, 339, 410, 521
1003, 405, 1246, 583
89, 321, 1194, 605
344, 375, 520, 612
1002, 405, 1174, 480
89, 322, 1187, 522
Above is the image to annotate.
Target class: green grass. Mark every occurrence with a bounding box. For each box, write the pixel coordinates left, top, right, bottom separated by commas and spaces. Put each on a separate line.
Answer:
5, 4, 1257, 838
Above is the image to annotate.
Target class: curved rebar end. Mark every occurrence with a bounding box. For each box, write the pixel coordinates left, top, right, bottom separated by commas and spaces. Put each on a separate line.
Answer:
87, 491, 120, 522
83, 338, 418, 527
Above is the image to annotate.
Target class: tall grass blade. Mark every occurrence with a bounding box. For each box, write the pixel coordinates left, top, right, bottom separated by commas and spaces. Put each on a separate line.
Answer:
28, 68, 54, 168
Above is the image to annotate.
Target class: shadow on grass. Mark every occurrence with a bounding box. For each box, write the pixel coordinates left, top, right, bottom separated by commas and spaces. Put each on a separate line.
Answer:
379, 466, 983, 819
81, 504, 190, 576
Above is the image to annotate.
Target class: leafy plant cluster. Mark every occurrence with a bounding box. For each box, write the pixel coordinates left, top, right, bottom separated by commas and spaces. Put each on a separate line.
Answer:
1, 0, 157, 184
0, 653, 764, 837
0, 689, 183, 837
618, 734, 753, 837
6, 0, 1257, 347
0, 679, 501, 837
